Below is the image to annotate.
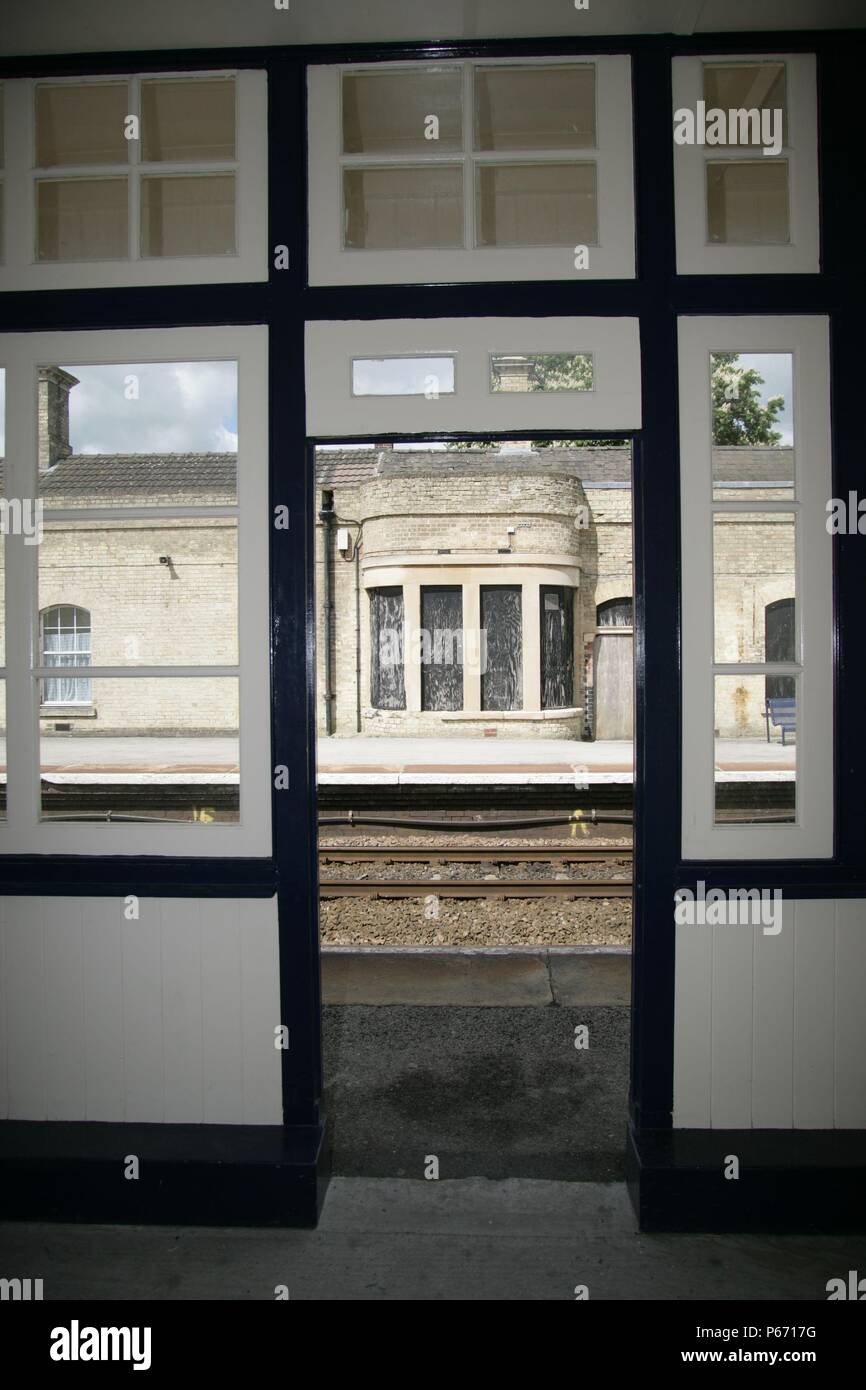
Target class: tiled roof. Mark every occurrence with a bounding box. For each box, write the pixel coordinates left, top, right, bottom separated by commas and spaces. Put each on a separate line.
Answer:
315, 449, 380, 487
42, 453, 237, 496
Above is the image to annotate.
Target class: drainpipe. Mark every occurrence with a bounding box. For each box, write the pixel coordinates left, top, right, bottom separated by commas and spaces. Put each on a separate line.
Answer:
319, 490, 335, 735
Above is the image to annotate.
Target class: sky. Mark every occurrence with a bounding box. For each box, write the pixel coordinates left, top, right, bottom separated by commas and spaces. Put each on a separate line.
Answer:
60, 362, 238, 455
733, 352, 794, 446
0, 353, 794, 455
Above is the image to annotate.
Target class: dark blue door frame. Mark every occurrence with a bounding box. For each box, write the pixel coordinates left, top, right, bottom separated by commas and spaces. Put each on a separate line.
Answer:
0, 29, 864, 1230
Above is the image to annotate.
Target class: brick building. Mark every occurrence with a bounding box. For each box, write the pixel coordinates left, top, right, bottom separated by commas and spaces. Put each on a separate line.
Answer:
17, 367, 793, 744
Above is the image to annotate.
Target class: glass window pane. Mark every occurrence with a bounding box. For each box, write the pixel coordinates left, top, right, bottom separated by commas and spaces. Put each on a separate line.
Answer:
715, 674, 796, 825
474, 65, 595, 150
0, 366, 4, 666
703, 63, 787, 148
711, 351, 794, 500
39, 520, 238, 667
40, 677, 239, 823
713, 512, 796, 664
491, 352, 593, 392
343, 166, 463, 250
37, 178, 128, 261
141, 78, 235, 162
476, 163, 597, 248
352, 357, 455, 397
140, 174, 235, 257
706, 160, 789, 244
36, 83, 129, 167
0, 682, 5, 822
343, 70, 462, 155
37, 360, 238, 505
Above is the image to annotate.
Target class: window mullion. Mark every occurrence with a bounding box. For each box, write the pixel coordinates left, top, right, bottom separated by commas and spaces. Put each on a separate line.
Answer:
462, 61, 473, 251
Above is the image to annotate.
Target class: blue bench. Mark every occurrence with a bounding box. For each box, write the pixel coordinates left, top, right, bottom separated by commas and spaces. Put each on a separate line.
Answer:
765, 696, 796, 746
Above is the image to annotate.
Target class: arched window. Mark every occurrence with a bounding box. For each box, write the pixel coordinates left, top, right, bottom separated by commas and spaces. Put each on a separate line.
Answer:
597, 596, 633, 627
40, 606, 92, 706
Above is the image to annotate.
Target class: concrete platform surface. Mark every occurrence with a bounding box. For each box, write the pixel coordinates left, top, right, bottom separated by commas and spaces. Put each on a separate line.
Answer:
322, 946, 631, 1007
0, 734, 794, 784
1, 1178, 861, 1300
324, 1002, 629, 1181
317, 735, 794, 784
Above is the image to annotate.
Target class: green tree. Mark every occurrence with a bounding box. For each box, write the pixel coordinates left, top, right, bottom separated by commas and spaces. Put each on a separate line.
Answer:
711, 352, 785, 445
444, 351, 786, 450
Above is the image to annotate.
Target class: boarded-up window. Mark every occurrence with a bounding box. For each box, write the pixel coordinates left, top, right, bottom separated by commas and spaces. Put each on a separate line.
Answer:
597, 596, 633, 627
421, 586, 463, 712
765, 597, 795, 700
481, 586, 522, 711
540, 586, 574, 710
370, 587, 405, 709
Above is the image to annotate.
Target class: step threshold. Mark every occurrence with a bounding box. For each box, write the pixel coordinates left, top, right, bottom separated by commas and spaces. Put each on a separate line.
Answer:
322, 945, 631, 1008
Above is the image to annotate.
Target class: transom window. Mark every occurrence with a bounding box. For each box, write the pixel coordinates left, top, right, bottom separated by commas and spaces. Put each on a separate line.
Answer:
0, 72, 267, 291
308, 57, 635, 284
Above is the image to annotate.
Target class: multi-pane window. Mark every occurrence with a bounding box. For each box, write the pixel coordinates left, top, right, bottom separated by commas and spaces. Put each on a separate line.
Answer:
308, 58, 635, 283
679, 317, 832, 860
34, 77, 236, 263
40, 606, 92, 705
0, 72, 266, 290
0, 326, 270, 857
673, 54, 818, 274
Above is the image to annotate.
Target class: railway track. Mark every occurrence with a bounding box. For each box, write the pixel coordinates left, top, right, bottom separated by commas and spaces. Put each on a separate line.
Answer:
319, 845, 632, 866
319, 878, 632, 899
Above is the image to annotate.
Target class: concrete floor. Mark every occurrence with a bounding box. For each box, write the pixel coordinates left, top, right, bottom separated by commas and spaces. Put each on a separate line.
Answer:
324, 1001, 629, 1181
1, 1179, 861, 1300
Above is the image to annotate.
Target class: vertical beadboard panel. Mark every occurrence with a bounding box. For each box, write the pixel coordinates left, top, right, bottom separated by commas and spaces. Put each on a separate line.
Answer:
751, 895, 795, 1128
710, 919, 754, 1129
672, 919, 713, 1127
121, 899, 165, 1123
83, 896, 125, 1121
0, 894, 282, 1125
42, 897, 86, 1120
792, 899, 836, 1129
201, 898, 244, 1124
4, 897, 46, 1119
161, 900, 204, 1125
834, 899, 866, 1128
240, 896, 282, 1124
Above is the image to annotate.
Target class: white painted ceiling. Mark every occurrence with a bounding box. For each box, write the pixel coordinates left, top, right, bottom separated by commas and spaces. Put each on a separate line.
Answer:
1, 0, 863, 58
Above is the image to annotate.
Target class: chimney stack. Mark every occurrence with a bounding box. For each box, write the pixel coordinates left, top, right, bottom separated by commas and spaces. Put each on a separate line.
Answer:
38, 366, 79, 473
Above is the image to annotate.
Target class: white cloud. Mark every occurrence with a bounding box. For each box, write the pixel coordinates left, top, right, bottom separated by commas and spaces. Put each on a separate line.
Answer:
62, 361, 238, 454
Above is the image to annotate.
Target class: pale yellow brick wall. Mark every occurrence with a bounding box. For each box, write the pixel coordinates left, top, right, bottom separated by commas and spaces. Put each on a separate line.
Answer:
38, 518, 238, 734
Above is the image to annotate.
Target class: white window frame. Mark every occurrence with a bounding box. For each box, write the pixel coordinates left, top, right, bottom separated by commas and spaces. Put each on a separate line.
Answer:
0, 71, 267, 291
307, 56, 635, 285
0, 325, 271, 857
40, 604, 92, 706
673, 54, 819, 275
305, 317, 641, 436
679, 315, 833, 860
